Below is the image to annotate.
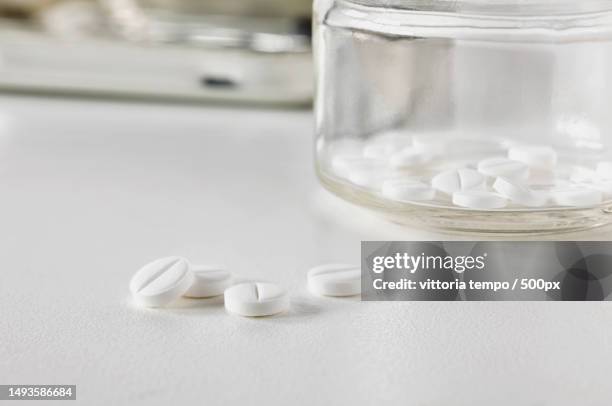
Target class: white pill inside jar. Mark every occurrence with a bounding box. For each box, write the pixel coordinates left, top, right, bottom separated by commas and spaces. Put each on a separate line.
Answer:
493, 177, 548, 207
183, 266, 232, 298
527, 169, 557, 186
389, 147, 431, 168
130, 256, 194, 308
330, 155, 368, 176
325, 139, 364, 157
552, 188, 603, 207
412, 135, 447, 156
431, 168, 486, 195
508, 145, 557, 169
307, 264, 361, 297
333, 157, 389, 188
224, 282, 289, 317
363, 143, 396, 160
381, 179, 436, 202
347, 164, 394, 189
477, 157, 529, 181
363, 132, 413, 159
452, 190, 508, 210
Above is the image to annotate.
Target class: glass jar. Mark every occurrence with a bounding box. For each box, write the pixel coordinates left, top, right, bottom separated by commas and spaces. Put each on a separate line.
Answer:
314, 0, 612, 234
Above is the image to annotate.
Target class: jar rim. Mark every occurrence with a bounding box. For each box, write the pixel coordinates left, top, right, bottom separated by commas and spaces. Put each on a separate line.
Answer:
344, 0, 612, 16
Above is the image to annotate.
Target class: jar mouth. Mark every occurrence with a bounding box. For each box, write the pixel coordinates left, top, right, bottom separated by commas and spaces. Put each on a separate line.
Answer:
346, 0, 612, 16
324, 0, 612, 42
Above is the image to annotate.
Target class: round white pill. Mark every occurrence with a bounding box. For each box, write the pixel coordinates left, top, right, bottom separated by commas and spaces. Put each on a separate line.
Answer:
477, 157, 529, 181
493, 177, 548, 207
452, 190, 508, 210
527, 169, 557, 186
331, 156, 388, 187
224, 282, 289, 317
307, 264, 361, 297
508, 145, 557, 169
331, 155, 367, 177
381, 179, 436, 202
412, 135, 447, 156
363, 133, 413, 159
389, 147, 431, 168
183, 265, 232, 298
130, 256, 194, 308
597, 162, 612, 180
363, 143, 396, 160
348, 168, 393, 189
326, 139, 364, 156
431, 168, 486, 195
552, 188, 603, 207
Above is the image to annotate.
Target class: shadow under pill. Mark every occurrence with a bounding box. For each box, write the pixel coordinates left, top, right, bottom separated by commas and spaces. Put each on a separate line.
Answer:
287, 297, 323, 318
165, 295, 226, 310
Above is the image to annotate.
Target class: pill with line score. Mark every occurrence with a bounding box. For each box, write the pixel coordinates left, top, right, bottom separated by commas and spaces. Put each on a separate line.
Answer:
130, 256, 194, 307
493, 177, 548, 207
477, 157, 529, 181
183, 266, 232, 298
431, 168, 486, 195
452, 190, 508, 210
307, 264, 361, 297
224, 282, 289, 317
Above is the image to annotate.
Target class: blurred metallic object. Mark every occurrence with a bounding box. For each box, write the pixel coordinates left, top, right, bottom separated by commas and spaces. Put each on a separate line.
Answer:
0, 0, 55, 18
109, 0, 311, 18
101, 0, 311, 52
0, 0, 312, 106
39, 1, 108, 37
102, 0, 311, 42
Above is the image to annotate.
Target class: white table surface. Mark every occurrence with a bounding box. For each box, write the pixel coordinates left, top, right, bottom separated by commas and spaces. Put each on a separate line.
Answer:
1, 95, 611, 406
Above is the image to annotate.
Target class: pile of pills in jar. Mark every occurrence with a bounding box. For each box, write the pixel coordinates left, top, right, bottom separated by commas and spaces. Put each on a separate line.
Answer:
129, 257, 361, 317
325, 134, 612, 210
